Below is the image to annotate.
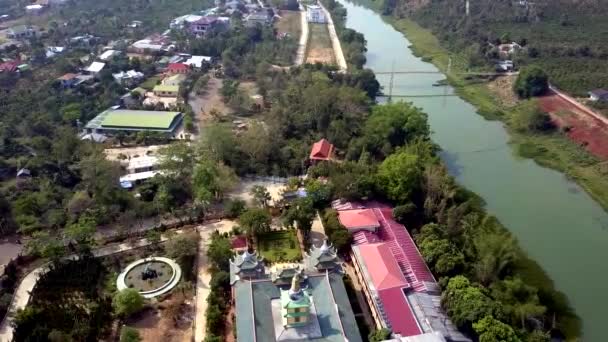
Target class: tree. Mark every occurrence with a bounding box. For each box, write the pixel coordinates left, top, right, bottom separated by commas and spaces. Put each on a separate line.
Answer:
442, 276, 497, 330
377, 149, 423, 203
166, 232, 199, 269
207, 233, 233, 272
490, 278, 546, 329
473, 316, 520, 342
113, 289, 144, 318
64, 216, 96, 253
26, 231, 65, 263
327, 228, 352, 254
305, 179, 333, 209
369, 328, 391, 342
226, 199, 246, 218
474, 232, 518, 286
511, 101, 554, 133
514, 66, 549, 98
119, 326, 141, 342
418, 237, 464, 276
157, 142, 197, 182
250, 185, 271, 207
282, 198, 315, 235
239, 208, 272, 237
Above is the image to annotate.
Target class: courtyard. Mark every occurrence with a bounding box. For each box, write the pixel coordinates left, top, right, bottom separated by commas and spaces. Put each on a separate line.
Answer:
257, 230, 301, 263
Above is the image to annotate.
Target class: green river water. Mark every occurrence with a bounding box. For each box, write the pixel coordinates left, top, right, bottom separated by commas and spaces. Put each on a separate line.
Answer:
338, 1, 608, 340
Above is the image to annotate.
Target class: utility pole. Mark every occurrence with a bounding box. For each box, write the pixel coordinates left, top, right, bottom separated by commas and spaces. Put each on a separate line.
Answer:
465, 0, 470, 16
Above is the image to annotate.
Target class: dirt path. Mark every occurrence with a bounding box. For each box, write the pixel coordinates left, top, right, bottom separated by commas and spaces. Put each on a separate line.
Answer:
319, 1, 347, 71
188, 76, 231, 128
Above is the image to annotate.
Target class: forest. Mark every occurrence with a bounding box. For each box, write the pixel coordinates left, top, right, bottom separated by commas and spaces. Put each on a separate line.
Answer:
377, 0, 608, 95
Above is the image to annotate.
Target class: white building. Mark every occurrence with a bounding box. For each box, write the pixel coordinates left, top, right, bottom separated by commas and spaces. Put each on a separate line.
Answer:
99, 49, 121, 61
307, 5, 326, 24
85, 61, 106, 75
170, 14, 203, 29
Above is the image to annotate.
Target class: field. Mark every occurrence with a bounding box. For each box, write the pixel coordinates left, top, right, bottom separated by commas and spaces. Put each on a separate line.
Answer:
305, 23, 335, 65
140, 76, 161, 91
539, 90, 608, 160
257, 230, 301, 263
275, 10, 302, 39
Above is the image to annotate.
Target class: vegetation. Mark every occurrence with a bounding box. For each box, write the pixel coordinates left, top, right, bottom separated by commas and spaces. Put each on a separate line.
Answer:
165, 232, 199, 280
113, 288, 145, 318
514, 66, 549, 98
369, 328, 391, 342
120, 326, 142, 342
204, 232, 233, 341
257, 230, 301, 263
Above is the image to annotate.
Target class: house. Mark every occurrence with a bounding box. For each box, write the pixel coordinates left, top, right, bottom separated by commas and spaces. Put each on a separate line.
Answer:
85, 61, 106, 75
130, 35, 174, 54
85, 107, 184, 137
25, 4, 45, 15
230, 235, 248, 252
80, 132, 108, 143
589, 89, 608, 102
230, 245, 363, 342
0, 60, 20, 73
161, 73, 187, 87
245, 11, 273, 27
6, 25, 38, 39
335, 202, 470, 341
496, 60, 514, 72
309, 138, 334, 162
99, 49, 121, 61
166, 63, 190, 75
112, 70, 144, 86
16, 168, 31, 178
153, 84, 179, 97
129, 20, 143, 28
189, 16, 219, 36
45, 46, 66, 59
69, 34, 98, 47
170, 14, 203, 29
183, 55, 212, 69
125, 156, 159, 174
306, 5, 326, 23
498, 42, 522, 57
57, 73, 79, 88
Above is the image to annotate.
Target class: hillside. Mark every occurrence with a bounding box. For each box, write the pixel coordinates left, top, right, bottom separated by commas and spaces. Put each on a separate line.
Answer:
380, 0, 608, 95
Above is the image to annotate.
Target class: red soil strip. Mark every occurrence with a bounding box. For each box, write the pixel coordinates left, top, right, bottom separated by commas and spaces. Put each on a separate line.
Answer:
538, 90, 608, 160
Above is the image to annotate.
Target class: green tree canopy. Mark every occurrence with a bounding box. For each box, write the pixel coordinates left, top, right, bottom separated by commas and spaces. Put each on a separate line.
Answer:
207, 232, 233, 272
119, 326, 141, 342
473, 316, 521, 342
239, 208, 272, 237
113, 289, 144, 318
514, 66, 549, 98
442, 276, 497, 329
377, 149, 423, 203
368, 328, 391, 342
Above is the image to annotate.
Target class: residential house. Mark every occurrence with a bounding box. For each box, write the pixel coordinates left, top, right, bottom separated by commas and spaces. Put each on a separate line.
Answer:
245, 11, 272, 27
45, 46, 66, 59
309, 138, 334, 162
153, 84, 179, 97
306, 5, 326, 23
57, 73, 79, 88
69, 34, 98, 47
498, 42, 522, 58
129, 35, 174, 54
166, 63, 190, 75
170, 14, 203, 29
25, 4, 45, 15
183, 55, 212, 69
589, 89, 608, 102
112, 70, 144, 86
85, 61, 106, 75
0, 60, 20, 73
161, 73, 187, 87
6, 25, 38, 39
80, 132, 108, 143
496, 60, 514, 72
16, 168, 31, 178
99, 49, 121, 61
333, 201, 470, 341
189, 16, 219, 36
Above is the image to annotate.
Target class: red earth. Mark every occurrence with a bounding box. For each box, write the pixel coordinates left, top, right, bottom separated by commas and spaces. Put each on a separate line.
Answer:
538, 89, 608, 160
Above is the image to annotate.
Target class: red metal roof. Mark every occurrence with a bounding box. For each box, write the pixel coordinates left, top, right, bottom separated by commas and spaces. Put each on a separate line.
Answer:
309, 138, 334, 160
338, 209, 380, 231
231, 235, 248, 250
357, 243, 408, 291
379, 287, 422, 336
167, 63, 189, 71
352, 230, 380, 245
0, 60, 19, 73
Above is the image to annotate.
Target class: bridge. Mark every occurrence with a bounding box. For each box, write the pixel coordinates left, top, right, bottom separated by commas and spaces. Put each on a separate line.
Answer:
374, 70, 516, 76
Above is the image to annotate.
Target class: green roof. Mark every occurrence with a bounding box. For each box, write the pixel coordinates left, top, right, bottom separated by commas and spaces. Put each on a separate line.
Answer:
101, 110, 181, 129
153, 84, 179, 93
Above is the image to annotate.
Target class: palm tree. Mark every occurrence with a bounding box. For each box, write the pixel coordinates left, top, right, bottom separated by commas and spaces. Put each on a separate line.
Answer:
474, 232, 518, 285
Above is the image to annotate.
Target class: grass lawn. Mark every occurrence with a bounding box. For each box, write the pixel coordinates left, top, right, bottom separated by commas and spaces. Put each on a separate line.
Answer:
140, 76, 161, 91
257, 230, 301, 263
275, 10, 302, 39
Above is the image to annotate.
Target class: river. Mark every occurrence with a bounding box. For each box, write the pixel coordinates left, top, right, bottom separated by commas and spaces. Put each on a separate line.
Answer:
338, 1, 608, 340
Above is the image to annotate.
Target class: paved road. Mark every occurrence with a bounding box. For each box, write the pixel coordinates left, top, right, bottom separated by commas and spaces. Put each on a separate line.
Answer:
0, 231, 183, 342
193, 220, 237, 342
319, 2, 347, 72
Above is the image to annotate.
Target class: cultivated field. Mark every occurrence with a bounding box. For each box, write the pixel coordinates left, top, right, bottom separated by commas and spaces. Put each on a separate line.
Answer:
275, 10, 302, 39
305, 23, 335, 65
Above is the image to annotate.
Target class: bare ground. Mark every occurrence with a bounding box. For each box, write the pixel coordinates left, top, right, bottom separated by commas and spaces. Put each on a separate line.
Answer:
131, 293, 194, 342
486, 75, 519, 107
305, 23, 335, 65
188, 76, 232, 125
275, 10, 302, 39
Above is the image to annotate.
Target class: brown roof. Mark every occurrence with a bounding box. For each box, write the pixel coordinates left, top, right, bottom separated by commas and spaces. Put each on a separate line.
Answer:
57, 73, 78, 80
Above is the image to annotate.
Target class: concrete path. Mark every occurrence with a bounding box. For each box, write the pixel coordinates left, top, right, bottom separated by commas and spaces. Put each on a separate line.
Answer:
295, 6, 309, 66
0, 231, 183, 342
193, 220, 237, 342
318, 2, 347, 72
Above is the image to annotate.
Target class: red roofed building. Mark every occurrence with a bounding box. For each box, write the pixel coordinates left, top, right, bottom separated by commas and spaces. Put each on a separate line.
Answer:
309, 138, 334, 162
338, 209, 380, 233
0, 60, 19, 73
342, 202, 470, 341
166, 63, 190, 75
231, 235, 248, 252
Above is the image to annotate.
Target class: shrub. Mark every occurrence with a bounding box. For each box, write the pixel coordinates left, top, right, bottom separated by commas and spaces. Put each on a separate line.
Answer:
113, 289, 144, 318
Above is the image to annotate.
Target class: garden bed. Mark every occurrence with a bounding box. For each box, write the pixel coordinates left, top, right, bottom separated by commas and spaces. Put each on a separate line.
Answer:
257, 230, 301, 263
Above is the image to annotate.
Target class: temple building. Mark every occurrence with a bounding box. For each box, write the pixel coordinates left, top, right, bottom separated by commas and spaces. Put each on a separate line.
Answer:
231, 245, 362, 342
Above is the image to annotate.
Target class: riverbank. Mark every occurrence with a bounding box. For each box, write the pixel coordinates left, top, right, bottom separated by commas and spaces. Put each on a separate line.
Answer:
381, 16, 608, 213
